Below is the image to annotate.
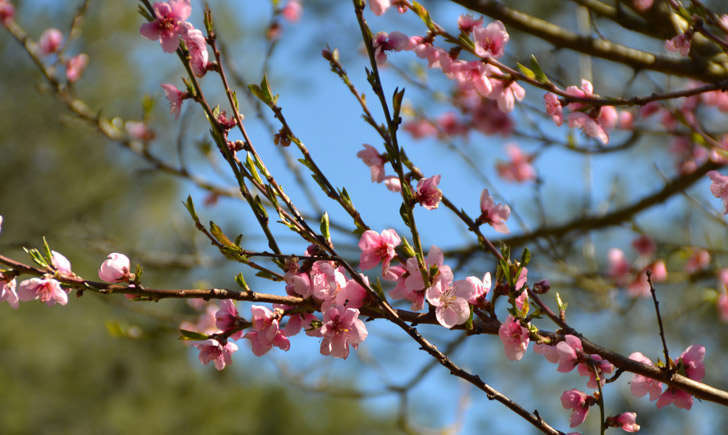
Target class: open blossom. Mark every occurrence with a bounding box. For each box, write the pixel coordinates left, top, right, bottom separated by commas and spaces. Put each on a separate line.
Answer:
244, 305, 290, 356
708, 170, 728, 214
389, 246, 447, 310
180, 304, 220, 336
39, 28, 63, 55
319, 305, 367, 359
180, 24, 208, 77
479, 189, 510, 233
369, 0, 391, 16
556, 334, 583, 373
665, 33, 691, 56
358, 229, 400, 272
98, 253, 131, 282
496, 144, 535, 182
310, 261, 347, 302
628, 352, 663, 401
472, 20, 509, 58
568, 112, 608, 144
356, 144, 385, 183
194, 339, 238, 370
17, 277, 67, 306
457, 14, 483, 33
161, 83, 186, 119
685, 248, 710, 273
544, 92, 563, 126
577, 354, 614, 388
426, 274, 472, 328
498, 315, 529, 361
561, 389, 590, 427
66, 53, 88, 82
383, 175, 401, 192
0, 275, 18, 309
281, 0, 302, 22
611, 412, 640, 432
284, 270, 312, 298
215, 299, 243, 340
415, 175, 442, 210
454, 272, 491, 305
140, 0, 191, 53
493, 79, 525, 113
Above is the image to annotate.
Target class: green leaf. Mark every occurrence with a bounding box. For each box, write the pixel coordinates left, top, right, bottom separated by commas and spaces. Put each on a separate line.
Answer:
209, 221, 235, 247
556, 292, 568, 314
320, 211, 331, 242
255, 269, 282, 281
245, 152, 264, 185
528, 54, 550, 84
520, 248, 531, 267
516, 63, 536, 81
179, 329, 210, 341
183, 195, 199, 222
410, 1, 434, 30
42, 236, 53, 264
235, 272, 250, 291
400, 237, 416, 258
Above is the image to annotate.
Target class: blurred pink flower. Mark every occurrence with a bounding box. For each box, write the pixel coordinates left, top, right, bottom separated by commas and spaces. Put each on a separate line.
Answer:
39, 28, 63, 55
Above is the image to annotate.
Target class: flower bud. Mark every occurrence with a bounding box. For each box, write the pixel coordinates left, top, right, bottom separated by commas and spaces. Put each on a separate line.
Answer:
98, 253, 131, 282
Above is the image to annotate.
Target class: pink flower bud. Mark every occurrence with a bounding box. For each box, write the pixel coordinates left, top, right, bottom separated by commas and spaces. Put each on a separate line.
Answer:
39, 28, 64, 55
281, 0, 302, 22
0, 1, 14, 25
98, 253, 131, 282
51, 250, 72, 275
161, 83, 186, 119
65, 53, 88, 82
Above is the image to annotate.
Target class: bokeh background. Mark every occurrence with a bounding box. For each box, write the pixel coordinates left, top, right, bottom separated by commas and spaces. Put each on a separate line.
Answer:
1, 0, 727, 433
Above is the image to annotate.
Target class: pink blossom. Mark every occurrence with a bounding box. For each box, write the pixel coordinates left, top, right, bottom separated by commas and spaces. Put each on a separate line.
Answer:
161, 83, 186, 119
39, 28, 63, 55
180, 304, 220, 336
561, 389, 590, 427
281, 0, 302, 22
390, 246, 448, 311
568, 112, 609, 144
126, 121, 156, 141
358, 228, 400, 272
0, 275, 18, 309
436, 112, 467, 137
319, 305, 368, 359
628, 352, 663, 401
65, 53, 88, 83
544, 92, 563, 126
383, 175, 401, 192
639, 101, 662, 118
457, 14, 483, 33
702, 89, 728, 112
498, 315, 530, 360
284, 271, 312, 298
415, 175, 442, 210
387, 31, 415, 51
194, 339, 238, 370
310, 261, 347, 302
678, 344, 705, 381
357, 144, 385, 183
98, 253, 131, 282
454, 272, 491, 305
51, 250, 72, 276
140, 0, 191, 53
244, 305, 290, 356
426, 274, 473, 328
449, 61, 493, 97
556, 334, 583, 373
565, 79, 595, 111
656, 387, 693, 410
627, 261, 667, 298
708, 170, 728, 214
597, 105, 618, 130
612, 412, 640, 432
493, 79, 525, 113
215, 299, 243, 340
17, 277, 67, 306
633, 0, 653, 12
608, 248, 630, 285
619, 110, 635, 129
533, 342, 560, 363
473, 20, 509, 58
496, 144, 535, 182
0, 1, 14, 24
665, 33, 691, 56
632, 235, 656, 257
577, 354, 614, 388
331, 275, 369, 310
369, 0, 391, 16
479, 189, 510, 233
180, 24, 208, 77
685, 248, 710, 273
718, 293, 728, 322
403, 119, 437, 139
